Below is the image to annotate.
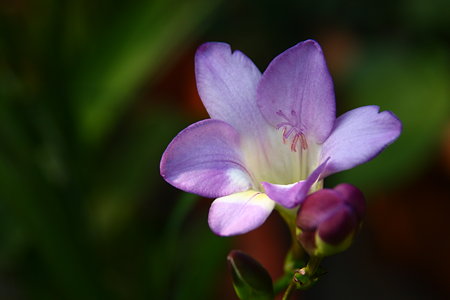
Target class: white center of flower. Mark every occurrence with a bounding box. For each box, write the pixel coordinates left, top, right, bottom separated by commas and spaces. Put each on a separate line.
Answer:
275, 109, 308, 152
240, 112, 321, 191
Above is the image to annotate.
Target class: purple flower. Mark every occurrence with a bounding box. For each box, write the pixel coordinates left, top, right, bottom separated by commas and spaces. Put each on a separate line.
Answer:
160, 40, 401, 236
296, 183, 366, 256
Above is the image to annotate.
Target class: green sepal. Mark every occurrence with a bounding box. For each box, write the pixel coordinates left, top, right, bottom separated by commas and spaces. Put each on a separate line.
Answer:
314, 231, 355, 257
227, 250, 274, 300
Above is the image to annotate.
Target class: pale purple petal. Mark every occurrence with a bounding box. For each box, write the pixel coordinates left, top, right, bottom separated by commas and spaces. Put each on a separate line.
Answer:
261, 158, 329, 208
195, 42, 266, 136
257, 40, 336, 144
160, 119, 252, 198
208, 191, 275, 236
321, 105, 402, 176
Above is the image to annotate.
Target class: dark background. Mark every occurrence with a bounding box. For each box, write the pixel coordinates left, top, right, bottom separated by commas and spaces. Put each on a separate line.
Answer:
1, 0, 449, 299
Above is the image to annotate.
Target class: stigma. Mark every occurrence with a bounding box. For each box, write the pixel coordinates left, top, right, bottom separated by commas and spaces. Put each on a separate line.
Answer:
276, 110, 308, 152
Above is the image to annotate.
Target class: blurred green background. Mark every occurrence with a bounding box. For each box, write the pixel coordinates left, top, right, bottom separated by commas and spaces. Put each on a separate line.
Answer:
1, 0, 449, 299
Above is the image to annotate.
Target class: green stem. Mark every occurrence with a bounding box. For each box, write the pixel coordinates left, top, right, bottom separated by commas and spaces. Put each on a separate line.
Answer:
276, 206, 305, 262
305, 256, 322, 277
273, 272, 292, 294
281, 280, 296, 300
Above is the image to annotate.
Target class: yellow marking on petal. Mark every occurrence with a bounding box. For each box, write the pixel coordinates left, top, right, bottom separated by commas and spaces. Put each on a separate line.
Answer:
216, 190, 274, 210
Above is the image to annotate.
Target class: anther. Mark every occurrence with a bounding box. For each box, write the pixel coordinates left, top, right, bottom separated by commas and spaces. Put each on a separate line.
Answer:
282, 128, 287, 144
300, 134, 308, 150
291, 134, 300, 152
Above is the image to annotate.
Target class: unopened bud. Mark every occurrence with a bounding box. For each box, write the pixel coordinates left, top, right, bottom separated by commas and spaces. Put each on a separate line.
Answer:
296, 183, 366, 257
227, 250, 274, 300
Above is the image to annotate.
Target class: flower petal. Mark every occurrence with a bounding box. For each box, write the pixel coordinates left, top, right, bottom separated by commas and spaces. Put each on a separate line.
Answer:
208, 190, 275, 236
261, 158, 329, 209
195, 42, 266, 136
160, 119, 252, 198
334, 183, 366, 220
257, 40, 336, 143
296, 189, 343, 230
317, 206, 357, 245
321, 105, 402, 176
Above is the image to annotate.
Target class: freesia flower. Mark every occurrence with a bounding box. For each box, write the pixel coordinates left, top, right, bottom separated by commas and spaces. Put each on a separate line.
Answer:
160, 40, 401, 236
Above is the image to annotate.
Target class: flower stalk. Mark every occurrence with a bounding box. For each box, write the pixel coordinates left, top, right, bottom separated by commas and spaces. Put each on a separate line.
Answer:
281, 258, 323, 300
277, 206, 305, 265
305, 256, 322, 277
281, 280, 296, 300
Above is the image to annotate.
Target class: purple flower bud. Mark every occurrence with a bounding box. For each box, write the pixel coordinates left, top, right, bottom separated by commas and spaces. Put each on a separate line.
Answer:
296, 183, 366, 257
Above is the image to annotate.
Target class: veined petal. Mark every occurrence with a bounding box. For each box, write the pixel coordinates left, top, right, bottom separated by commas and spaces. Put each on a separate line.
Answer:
208, 190, 275, 236
195, 42, 266, 136
160, 119, 252, 198
321, 105, 402, 176
257, 40, 336, 144
261, 158, 329, 209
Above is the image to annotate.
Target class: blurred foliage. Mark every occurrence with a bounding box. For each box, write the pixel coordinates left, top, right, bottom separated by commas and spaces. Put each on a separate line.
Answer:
0, 0, 225, 299
0, 0, 449, 299
330, 44, 450, 192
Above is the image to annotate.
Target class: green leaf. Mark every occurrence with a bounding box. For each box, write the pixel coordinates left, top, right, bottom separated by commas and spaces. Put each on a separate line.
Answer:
227, 250, 274, 300
0, 153, 105, 299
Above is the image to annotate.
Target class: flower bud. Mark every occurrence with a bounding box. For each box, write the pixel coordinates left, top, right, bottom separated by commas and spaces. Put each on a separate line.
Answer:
227, 250, 274, 300
296, 183, 366, 257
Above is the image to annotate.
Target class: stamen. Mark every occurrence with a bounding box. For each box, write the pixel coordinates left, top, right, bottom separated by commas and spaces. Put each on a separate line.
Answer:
300, 133, 308, 150
275, 109, 308, 152
291, 134, 300, 152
